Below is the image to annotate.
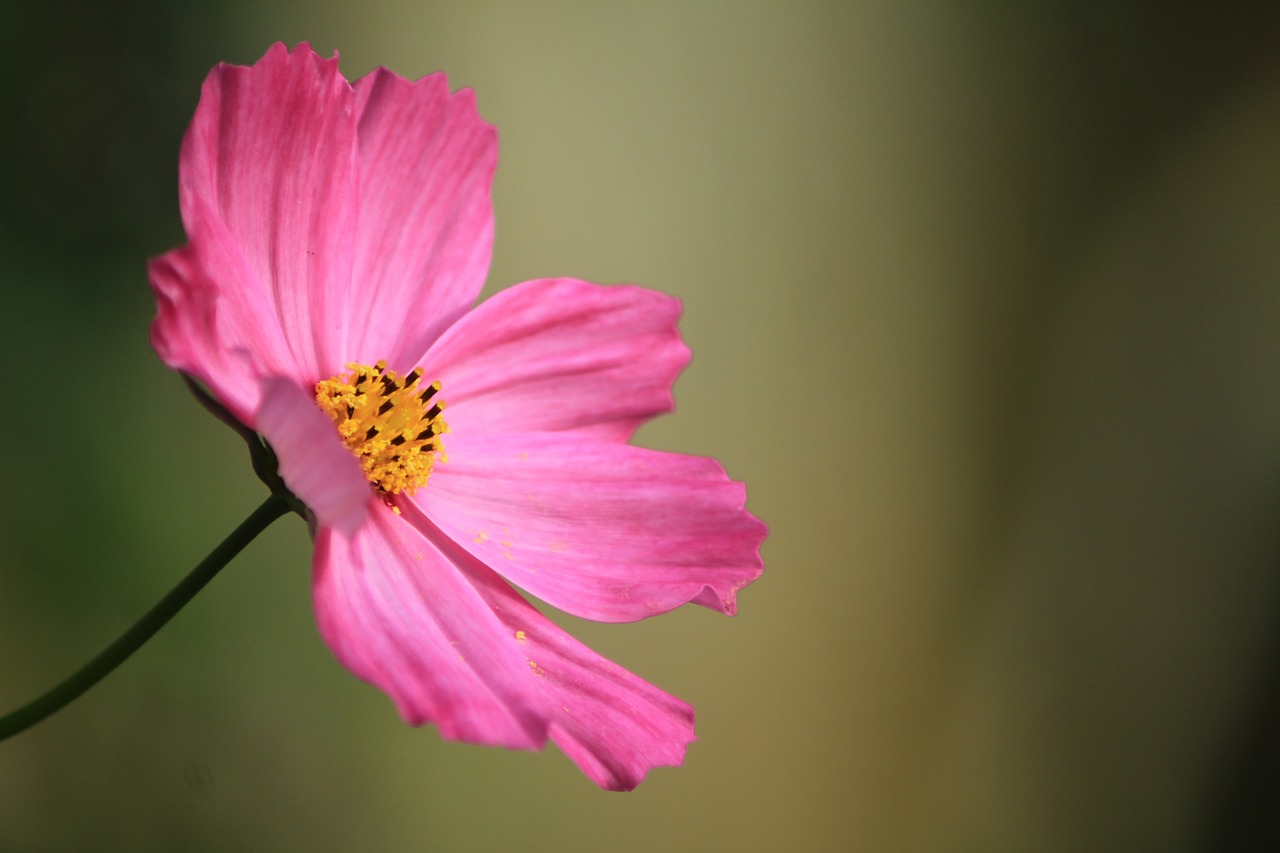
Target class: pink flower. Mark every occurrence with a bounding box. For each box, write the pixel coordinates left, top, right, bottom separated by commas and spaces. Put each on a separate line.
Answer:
149, 43, 765, 790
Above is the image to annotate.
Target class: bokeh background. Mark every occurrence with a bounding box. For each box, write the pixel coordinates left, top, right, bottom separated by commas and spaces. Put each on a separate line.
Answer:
3, 1, 1280, 850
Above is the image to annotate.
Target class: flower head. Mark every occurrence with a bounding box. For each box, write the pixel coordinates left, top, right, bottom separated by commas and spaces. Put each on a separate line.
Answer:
149, 43, 766, 790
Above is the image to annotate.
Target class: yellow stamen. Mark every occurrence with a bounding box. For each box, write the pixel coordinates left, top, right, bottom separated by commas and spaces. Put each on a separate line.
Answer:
315, 360, 448, 496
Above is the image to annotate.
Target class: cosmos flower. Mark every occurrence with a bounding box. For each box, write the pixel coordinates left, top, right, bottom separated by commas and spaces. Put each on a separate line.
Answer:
149, 42, 765, 790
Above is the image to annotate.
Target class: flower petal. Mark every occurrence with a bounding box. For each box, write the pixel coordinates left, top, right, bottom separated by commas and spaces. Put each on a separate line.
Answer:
150, 245, 268, 424
254, 377, 371, 535
346, 67, 497, 367
178, 42, 359, 379
462, 560, 696, 791
419, 279, 691, 441
312, 505, 549, 750
411, 432, 767, 622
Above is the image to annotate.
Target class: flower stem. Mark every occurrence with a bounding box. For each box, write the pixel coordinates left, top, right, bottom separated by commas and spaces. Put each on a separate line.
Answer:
0, 493, 292, 741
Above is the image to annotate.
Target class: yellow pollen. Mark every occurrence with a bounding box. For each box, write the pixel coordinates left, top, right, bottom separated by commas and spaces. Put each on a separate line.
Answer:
315, 360, 448, 496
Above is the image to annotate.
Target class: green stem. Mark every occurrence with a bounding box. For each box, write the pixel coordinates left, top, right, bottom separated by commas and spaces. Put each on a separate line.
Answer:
0, 493, 292, 741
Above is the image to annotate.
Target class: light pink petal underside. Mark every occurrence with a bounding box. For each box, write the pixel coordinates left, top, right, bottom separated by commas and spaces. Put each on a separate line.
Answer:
412, 432, 766, 623
177, 42, 360, 380
346, 67, 497, 368
419, 279, 691, 442
312, 505, 549, 750
254, 378, 371, 535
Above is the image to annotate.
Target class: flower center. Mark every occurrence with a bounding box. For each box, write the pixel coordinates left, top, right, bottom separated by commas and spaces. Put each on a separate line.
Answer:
315, 360, 448, 496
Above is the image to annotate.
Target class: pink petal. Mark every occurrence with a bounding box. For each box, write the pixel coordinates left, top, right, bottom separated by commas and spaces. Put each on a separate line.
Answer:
312, 505, 549, 750
411, 432, 766, 623
459, 557, 696, 791
177, 42, 359, 379
254, 378, 371, 535
150, 245, 263, 424
149, 203, 318, 425
345, 67, 497, 367
419, 279, 691, 442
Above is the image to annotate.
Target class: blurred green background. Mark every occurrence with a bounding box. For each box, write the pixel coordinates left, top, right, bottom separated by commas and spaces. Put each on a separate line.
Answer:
3, 1, 1280, 849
